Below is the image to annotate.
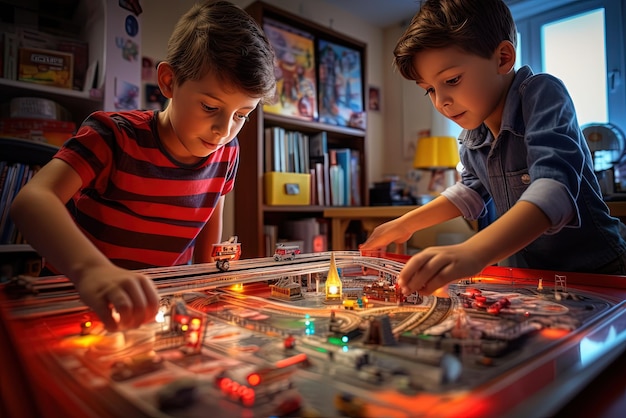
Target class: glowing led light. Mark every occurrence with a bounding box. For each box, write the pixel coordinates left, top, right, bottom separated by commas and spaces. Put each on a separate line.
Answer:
111, 309, 121, 323
155, 311, 165, 323
247, 373, 261, 386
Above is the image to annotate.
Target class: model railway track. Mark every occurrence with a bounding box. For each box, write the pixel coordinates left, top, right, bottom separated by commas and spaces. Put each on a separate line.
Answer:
405, 297, 453, 334
2, 252, 404, 319
217, 292, 363, 333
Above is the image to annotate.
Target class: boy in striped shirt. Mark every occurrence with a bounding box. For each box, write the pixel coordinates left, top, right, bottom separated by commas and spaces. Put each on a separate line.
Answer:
10, 1, 276, 331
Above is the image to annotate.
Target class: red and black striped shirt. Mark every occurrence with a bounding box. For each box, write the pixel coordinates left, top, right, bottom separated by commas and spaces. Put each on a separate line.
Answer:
54, 110, 238, 269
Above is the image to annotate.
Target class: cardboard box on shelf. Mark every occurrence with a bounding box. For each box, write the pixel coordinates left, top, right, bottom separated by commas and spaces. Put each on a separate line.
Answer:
18, 47, 73, 89
264, 172, 310, 205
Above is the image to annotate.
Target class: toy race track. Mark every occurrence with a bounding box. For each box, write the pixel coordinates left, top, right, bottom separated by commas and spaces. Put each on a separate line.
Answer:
1, 251, 625, 418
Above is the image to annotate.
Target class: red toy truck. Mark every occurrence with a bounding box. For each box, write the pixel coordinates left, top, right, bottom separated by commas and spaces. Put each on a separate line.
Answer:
274, 244, 301, 261
211, 236, 241, 271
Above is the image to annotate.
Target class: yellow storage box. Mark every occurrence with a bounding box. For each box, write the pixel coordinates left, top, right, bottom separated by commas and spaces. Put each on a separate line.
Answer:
264, 172, 311, 205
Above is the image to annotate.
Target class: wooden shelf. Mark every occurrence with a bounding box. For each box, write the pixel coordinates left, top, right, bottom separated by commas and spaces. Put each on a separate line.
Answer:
323, 206, 420, 251
235, 1, 368, 258
0, 244, 36, 253
0, 137, 59, 166
264, 113, 366, 138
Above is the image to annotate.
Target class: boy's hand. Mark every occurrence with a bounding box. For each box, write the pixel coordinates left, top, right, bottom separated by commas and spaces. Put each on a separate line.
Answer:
74, 266, 160, 332
398, 243, 486, 295
360, 218, 414, 252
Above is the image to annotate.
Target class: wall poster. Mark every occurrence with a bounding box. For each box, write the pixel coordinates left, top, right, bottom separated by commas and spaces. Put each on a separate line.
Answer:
317, 39, 365, 129
263, 18, 317, 121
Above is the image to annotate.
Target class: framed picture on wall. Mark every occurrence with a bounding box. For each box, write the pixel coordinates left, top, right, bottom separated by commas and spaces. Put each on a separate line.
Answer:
317, 39, 365, 129
262, 18, 318, 121
368, 85, 380, 111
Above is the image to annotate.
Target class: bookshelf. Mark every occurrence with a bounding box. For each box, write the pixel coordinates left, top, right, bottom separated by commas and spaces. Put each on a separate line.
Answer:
0, 0, 134, 277
236, 1, 368, 258
0, 137, 59, 279
0, 0, 108, 126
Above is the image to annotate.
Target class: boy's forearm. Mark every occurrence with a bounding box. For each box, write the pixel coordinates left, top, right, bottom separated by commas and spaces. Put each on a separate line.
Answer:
193, 197, 224, 263
465, 201, 551, 267
10, 188, 114, 283
401, 195, 463, 231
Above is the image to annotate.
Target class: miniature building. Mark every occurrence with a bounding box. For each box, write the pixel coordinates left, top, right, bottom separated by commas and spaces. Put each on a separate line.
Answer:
363, 315, 396, 346
363, 280, 400, 303
270, 277, 304, 300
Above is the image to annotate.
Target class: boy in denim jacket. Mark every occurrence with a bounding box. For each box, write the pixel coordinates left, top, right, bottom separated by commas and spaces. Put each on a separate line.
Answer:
361, 0, 626, 295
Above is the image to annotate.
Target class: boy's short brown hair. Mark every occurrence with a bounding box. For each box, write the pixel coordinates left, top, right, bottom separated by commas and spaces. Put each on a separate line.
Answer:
166, 0, 276, 103
394, 0, 517, 81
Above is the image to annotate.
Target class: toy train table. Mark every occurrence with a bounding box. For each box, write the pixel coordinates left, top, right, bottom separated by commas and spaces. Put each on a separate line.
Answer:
1, 251, 625, 418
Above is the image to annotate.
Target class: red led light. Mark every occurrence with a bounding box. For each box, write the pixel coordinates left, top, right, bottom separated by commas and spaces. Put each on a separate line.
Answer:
241, 388, 255, 407
247, 373, 261, 386
218, 377, 232, 392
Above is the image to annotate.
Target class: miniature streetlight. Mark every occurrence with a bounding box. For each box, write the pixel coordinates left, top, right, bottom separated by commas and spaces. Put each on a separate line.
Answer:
325, 253, 343, 303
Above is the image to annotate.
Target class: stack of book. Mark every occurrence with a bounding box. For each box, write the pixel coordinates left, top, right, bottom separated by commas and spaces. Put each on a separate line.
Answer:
0, 160, 40, 244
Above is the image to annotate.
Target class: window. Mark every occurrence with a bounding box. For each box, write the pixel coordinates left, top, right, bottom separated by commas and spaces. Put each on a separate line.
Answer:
510, 0, 625, 131
542, 9, 607, 124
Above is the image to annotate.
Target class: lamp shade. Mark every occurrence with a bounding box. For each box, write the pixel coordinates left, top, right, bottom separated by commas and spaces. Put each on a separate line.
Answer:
414, 136, 460, 169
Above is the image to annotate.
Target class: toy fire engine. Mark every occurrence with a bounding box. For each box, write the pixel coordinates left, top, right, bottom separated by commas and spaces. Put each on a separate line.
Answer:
211, 236, 242, 271
273, 244, 301, 261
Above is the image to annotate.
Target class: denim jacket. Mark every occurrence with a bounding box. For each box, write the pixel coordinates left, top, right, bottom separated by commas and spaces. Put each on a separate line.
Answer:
441, 65, 626, 272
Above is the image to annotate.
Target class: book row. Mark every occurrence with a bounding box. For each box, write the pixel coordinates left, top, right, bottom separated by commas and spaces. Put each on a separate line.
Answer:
0, 161, 40, 245
264, 127, 361, 207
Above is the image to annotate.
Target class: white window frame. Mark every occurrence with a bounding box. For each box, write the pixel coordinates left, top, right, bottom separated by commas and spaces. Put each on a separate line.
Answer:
510, 0, 626, 133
